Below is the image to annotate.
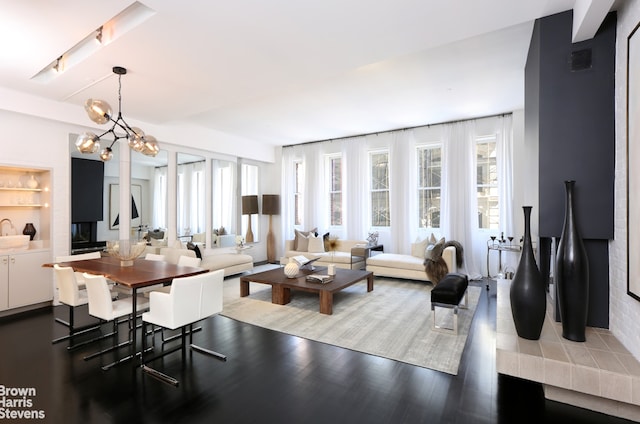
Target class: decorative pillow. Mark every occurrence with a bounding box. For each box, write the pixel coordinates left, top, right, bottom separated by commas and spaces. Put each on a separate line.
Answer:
307, 235, 325, 253
187, 242, 202, 259
425, 237, 446, 261
411, 237, 430, 258
294, 227, 318, 250
322, 232, 331, 251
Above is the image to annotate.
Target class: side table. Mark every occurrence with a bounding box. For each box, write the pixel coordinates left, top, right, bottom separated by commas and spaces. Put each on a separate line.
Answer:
351, 244, 383, 270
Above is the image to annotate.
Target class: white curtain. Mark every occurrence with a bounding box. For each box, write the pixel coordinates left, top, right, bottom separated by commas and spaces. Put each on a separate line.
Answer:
177, 161, 205, 235
152, 166, 167, 229
281, 115, 513, 278
212, 160, 237, 233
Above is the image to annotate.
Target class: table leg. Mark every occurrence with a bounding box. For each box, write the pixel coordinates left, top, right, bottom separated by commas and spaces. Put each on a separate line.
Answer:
272, 286, 290, 305
366, 274, 374, 292
319, 291, 333, 315
240, 279, 249, 297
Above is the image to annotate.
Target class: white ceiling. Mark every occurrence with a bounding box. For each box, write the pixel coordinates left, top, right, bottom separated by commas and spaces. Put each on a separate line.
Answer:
0, 0, 619, 147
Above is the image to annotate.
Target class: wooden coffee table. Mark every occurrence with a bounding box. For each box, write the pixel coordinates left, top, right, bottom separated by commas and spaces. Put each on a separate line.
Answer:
239, 266, 374, 315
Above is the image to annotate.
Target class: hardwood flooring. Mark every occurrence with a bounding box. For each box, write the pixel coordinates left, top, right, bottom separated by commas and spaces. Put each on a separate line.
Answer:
0, 278, 635, 423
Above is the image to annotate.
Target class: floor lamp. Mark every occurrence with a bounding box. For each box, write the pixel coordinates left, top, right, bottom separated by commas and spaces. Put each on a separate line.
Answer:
262, 194, 280, 263
242, 195, 258, 243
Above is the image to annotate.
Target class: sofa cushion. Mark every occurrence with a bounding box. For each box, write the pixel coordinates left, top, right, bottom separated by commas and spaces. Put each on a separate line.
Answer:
367, 253, 425, 272
294, 227, 317, 250
308, 234, 325, 253
411, 237, 430, 258
160, 248, 196, 265
201, 253, 253, 271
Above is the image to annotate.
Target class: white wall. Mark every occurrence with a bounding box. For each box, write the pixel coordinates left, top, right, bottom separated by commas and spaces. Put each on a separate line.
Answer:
0, 108, 277, 267
611, 2, 640, 359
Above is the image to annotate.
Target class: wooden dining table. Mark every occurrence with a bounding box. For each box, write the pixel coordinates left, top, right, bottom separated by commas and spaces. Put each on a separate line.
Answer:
44, 255, 207, 369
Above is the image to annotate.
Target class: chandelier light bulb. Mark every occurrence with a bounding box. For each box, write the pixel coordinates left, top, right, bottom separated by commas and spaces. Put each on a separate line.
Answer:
99, 147, 113, 161
75, 132, 100, 154
84, 99, 112, 124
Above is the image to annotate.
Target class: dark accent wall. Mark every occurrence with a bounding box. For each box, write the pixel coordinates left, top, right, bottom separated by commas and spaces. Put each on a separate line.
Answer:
526, 11, 616, 329
71, 158, 104, 223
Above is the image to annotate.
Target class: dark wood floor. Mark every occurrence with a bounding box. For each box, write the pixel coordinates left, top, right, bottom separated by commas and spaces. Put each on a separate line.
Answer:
0, 278, 635, 424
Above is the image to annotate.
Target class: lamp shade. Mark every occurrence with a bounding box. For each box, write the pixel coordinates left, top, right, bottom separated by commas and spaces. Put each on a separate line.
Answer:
262, 194, 280, 215
242, 195, 259, 215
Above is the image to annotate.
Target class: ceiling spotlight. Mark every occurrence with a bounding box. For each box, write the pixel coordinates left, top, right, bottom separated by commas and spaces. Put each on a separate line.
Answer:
95, 27, 103, 44
75, 66, 159, 162
53, 56, 64, 73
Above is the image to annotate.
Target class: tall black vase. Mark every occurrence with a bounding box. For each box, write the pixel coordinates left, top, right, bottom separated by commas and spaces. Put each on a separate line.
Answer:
510, 206, 546, 340
556, 180, 589, 342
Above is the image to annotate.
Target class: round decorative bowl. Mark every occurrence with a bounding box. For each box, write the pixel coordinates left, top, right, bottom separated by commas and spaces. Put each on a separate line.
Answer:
106, 240, 147, 266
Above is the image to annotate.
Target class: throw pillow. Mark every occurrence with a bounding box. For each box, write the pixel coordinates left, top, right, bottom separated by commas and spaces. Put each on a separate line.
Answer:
307, 234, 325, 253
425, 237, 446, 261
294, 227, 318, 250
322, 232, 331, 251
411, 237, 429, 258
186, 242, 202, 259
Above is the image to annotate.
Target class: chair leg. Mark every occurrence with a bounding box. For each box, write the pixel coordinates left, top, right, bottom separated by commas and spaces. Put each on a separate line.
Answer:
52, 305, 101, 346
82, 319, 131, 361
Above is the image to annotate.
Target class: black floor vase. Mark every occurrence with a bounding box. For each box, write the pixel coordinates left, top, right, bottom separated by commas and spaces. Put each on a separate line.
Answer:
510, 206, 546, 340
556, 180, 589, 342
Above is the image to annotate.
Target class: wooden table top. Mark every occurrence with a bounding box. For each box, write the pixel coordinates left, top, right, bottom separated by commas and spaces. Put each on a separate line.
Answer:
241, 266, 373, 293
44, 256, 207, 289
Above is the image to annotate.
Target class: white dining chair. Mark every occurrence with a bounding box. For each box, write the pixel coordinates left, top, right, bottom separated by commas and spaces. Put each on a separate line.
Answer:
141, 270, 225, 386
56, 251, 102, 288
177, 255, 201, 268
51, 264, 101, 346
82, 273, 150, 363
145, 253, 166, 261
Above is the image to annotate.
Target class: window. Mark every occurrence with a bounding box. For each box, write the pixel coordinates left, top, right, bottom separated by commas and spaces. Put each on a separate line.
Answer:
370, 151, 390, 227
417, 145, 442, 228
294, 161, 304, 226
328, 155, 342, 226
476, 136, 498, 229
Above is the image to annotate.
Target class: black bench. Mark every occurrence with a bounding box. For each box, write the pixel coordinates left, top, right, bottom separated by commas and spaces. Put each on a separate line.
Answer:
430, 273, 469, 334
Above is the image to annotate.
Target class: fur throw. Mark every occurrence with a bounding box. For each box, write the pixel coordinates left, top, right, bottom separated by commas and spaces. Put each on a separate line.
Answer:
423, 239, 464, 285
443, 240, 464, 268
424, 257, 449, 285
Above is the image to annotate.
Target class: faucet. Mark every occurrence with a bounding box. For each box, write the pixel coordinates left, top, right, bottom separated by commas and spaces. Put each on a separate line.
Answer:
0, 219, 15, 236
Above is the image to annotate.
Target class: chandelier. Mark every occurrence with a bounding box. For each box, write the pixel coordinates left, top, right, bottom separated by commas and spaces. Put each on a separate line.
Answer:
75, 66, 159, 161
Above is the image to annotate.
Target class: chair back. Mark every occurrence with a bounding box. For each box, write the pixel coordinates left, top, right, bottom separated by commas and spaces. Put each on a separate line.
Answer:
145, 253, 166, 261
168, 274, 205, 327
54, 264, 83, 306
56, 251, 101, 262
83, 273, 115, 321
200, 270, 224, 319
177, 255, 201, 268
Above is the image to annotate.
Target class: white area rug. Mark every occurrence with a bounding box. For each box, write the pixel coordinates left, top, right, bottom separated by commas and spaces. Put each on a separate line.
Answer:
221, 269, 480, 375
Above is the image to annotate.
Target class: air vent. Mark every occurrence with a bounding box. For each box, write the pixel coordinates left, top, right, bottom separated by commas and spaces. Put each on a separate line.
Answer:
570, 48, 592, 71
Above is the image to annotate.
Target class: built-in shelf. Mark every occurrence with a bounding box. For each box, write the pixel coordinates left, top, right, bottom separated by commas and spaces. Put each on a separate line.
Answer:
496, 279, 640, 422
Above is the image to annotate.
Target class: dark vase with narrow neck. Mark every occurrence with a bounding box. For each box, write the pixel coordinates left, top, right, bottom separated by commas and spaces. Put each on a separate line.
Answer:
23, 223, 36, 241
510, 206, 546, 340
556, 180, 589, 342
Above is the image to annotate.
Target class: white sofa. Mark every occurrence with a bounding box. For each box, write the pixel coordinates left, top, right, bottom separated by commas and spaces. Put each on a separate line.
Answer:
366, 245, 457, 283
281, 239, 369, 270
158, 246, 253, 277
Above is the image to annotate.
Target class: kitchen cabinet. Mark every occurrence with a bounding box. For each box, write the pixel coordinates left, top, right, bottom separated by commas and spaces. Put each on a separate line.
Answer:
0, 249, 52, 311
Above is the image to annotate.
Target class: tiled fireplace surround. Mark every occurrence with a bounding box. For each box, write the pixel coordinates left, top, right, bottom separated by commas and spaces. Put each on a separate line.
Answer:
497, 280, 640, 421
